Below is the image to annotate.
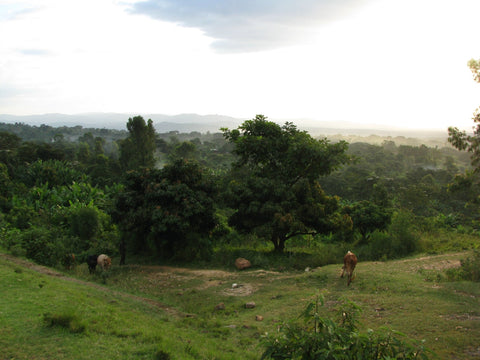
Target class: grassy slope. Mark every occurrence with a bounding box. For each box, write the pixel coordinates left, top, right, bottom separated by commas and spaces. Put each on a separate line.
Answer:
1, 251, 479, 360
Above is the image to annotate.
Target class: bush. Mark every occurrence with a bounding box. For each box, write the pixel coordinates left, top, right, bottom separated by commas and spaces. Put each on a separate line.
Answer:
446, 249, 480, 282
20, 226, 63, 267
69, 206, 100, 241
5, 202, 36, 230
261, 296, 432, 360
0, 227, 22, 251
360, 231, 393, 261
389, 211, 419, 257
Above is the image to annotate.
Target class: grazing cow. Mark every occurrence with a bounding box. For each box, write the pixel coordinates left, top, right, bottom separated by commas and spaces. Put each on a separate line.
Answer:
97, 254, 112, 270
341, 251, 358, 286
87, 254, 98, 274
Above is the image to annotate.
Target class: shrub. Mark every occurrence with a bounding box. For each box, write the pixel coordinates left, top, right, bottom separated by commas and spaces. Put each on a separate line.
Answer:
389, 211, 419, 257
360, 231, 393, 261
5, 202, 36, 230
0, 227, 22, 251
446, 249, 480, 282
69, 206, 100, 241
261, 296, 432, 360
166, 233, 213, 262
20, 226, 63, 267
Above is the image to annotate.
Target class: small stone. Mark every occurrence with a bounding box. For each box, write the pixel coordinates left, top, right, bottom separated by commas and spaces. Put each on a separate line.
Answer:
255, 315, 264, 321
215, 302, 226, 311
235, 257, 251, 270
245, 302, 256, 309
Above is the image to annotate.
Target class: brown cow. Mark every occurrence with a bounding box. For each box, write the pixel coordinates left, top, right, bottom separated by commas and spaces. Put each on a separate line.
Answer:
341, 251, 357, 286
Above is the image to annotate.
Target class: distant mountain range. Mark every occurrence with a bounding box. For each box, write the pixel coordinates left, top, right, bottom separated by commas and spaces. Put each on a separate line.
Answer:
0, 112, 448, 138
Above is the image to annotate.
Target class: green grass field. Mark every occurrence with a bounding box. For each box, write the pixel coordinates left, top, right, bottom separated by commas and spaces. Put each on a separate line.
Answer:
1, 251, 479, 359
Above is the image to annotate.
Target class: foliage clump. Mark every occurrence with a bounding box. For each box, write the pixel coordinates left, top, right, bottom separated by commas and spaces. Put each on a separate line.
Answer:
261, 297, 432, 360
153, 349, 172, 360
43, 311, 86, 334
113, 159, 218, 262
223, 115, 351, 253
446, 249, 480, 282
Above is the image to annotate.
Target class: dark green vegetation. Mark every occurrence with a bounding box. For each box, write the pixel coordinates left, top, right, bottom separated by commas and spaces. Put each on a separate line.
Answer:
222, 116, 350, 253
0, 108, 479, 358
1, 114, 476, 265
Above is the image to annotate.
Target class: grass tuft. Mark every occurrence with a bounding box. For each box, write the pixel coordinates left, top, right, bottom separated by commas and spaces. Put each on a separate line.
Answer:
43, 311, 86, 334
153, 349, 172, 360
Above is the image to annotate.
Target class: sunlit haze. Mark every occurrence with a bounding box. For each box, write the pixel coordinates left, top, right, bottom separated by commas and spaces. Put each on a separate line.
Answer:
1, 0, 480, 130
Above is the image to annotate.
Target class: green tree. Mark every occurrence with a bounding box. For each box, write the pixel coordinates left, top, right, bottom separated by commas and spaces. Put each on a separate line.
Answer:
0, 163, 13, 212
119, 116, 156, 170
447, 58, 480, 217
448, 58, 480, 167
343, 200, 391, 243
114, 159, 217, 262
223, 115, 350, 253
168, 141, 197, 162
0, 131, 21, 150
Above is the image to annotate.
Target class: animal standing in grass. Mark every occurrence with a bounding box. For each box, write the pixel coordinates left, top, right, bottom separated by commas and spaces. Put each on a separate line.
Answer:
87, 254, 98, 274
97, 254, 112, 270
341, 251, 357, 286
87, 254, 112, 273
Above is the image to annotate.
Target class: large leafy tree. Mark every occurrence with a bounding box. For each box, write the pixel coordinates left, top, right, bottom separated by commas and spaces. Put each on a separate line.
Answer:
223, 115, 350, 253
448, 59, 480, 165
113, 159, 218, 262
448, 59, 480, 212
119, 116, 156, 171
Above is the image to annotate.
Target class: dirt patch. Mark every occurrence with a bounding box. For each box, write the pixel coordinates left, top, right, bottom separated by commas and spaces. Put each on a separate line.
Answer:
398, 252, 465, 273
221, 283, 257, 297
441, 313, 480, 321
139, 265, 233, 278
140, 265, 288, 294
421, 259, 461, 271
465, 346, 480, 359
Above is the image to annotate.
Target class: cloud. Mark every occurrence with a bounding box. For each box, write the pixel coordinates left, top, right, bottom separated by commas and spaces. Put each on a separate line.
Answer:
0, 3, 42, 21
130, 0, 370, 52
16, 48, 53, 56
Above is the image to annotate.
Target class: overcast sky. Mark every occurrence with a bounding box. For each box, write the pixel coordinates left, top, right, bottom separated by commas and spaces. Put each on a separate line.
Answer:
1, 0, 480, 130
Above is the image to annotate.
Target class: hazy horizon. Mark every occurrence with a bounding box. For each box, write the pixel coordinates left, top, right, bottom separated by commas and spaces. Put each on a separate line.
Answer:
0, 112, 452, 138
1, 1, 480, 131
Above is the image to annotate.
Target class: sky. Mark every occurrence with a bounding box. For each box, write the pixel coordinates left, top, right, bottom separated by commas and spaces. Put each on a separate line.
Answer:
1, 0, 480, 130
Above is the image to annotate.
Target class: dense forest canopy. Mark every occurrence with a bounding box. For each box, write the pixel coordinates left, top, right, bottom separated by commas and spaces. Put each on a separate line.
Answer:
0, 114, 477, 267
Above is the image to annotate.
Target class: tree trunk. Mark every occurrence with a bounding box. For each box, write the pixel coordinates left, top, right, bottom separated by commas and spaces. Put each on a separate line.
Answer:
119, 237, 126, 265
272, 237, 285, 253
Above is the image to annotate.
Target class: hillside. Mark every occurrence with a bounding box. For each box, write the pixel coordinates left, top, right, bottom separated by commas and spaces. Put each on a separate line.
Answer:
1, 250, 479, 359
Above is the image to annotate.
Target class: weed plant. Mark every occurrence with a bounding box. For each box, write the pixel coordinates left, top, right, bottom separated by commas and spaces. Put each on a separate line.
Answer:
261, 296, 433, 360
